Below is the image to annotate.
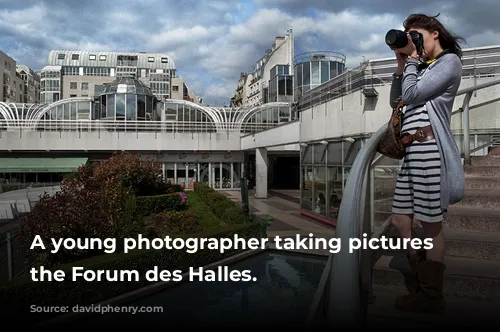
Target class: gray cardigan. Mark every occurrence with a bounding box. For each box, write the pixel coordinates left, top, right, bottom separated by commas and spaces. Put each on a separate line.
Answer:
390, 53, 464, 211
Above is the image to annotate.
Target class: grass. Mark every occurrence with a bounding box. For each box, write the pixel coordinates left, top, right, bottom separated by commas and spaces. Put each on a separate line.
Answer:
187, 191, 221, 229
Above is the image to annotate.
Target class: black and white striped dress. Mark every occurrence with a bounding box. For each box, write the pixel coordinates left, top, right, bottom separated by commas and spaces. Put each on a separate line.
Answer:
392, 73, 444, 222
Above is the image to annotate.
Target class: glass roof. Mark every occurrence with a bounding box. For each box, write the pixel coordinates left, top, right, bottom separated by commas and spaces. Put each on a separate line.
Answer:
96, 77, 154, 96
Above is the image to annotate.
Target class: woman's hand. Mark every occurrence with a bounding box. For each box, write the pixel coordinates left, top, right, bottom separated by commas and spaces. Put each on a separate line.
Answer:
394, 34, 418, 57
395, 51, 407, 75
393, 34, 418, 74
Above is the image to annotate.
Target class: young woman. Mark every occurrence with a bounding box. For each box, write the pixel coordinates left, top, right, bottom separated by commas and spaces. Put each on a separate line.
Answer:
389, 13, 465, 313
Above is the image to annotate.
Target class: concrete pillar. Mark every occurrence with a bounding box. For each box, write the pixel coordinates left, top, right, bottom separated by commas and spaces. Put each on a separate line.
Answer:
255, 148, 268, 198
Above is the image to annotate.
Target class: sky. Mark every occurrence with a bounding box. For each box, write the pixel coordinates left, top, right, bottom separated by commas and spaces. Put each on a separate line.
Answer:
1, 0, 500, 105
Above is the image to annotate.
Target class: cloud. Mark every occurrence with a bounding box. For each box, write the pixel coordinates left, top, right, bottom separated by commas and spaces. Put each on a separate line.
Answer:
1, 0, 500, 104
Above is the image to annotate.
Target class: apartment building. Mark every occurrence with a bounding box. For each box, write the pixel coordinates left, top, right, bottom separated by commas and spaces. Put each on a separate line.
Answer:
40, 50, 199, 104
16, 64, 41, 103
231, 29, 295, 108
1, 51, 21, 103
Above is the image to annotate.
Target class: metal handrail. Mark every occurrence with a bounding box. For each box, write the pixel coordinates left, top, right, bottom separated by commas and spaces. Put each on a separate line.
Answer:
320, 77, 500, 327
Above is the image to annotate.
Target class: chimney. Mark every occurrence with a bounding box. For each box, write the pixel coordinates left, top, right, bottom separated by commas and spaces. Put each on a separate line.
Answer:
275, 36, 285, 47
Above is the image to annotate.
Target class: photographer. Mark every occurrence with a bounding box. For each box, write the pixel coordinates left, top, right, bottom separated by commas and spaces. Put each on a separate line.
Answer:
387, 14, 465, 313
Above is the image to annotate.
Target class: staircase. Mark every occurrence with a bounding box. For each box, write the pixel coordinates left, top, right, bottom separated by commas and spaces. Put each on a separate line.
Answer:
368, 148, 500, 327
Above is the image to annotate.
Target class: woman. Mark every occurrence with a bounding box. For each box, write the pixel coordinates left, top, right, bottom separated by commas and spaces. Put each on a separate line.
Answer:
389, 13, 465, 313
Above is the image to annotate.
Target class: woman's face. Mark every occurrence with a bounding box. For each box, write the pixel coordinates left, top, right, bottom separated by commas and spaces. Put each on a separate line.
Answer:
407, 26, 440, 58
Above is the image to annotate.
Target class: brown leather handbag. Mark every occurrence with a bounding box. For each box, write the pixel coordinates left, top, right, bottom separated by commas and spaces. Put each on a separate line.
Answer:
377, 100, 405, 160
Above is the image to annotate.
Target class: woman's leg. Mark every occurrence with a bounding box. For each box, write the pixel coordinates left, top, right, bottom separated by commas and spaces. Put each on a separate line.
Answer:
395, 219, 446, 313
421, 220, 445, 262
391, 213, 415, 256
391, 213, 426, 294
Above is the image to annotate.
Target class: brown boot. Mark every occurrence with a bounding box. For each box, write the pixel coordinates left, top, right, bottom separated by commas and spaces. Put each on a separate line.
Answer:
395, 260, 446, 314
405, 249, 426, 294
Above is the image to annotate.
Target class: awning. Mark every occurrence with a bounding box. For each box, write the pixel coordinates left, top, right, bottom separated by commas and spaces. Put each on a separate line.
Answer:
0, 158, 88, 173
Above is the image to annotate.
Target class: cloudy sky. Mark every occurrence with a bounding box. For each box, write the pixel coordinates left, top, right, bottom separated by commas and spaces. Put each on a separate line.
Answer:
1, 0, 499, 104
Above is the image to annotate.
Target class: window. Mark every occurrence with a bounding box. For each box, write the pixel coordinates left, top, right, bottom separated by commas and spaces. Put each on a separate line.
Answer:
82, 94, 88, 97
161, 57, 169, 63
89, 54, 96, 60
173, 85, 179, 92
81, 82, 89, 90
70, 82, 77, 89
71, 54, 79, 60
70, 94, 77, 98
99, 55, 107, 61
57, 53, 65, 60
148, 57, 155, 62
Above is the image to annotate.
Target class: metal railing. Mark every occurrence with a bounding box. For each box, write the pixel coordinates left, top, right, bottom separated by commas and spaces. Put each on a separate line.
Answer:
0, 182, 60, 194
0, 119, 294, 135
310, 78, 500, 327
0, 226, 31, 283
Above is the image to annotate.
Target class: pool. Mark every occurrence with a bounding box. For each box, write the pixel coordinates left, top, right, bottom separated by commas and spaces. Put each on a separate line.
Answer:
72, 250, 327, 327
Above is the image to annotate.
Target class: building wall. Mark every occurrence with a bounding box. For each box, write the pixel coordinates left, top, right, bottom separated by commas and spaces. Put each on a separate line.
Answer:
16, 64, 41, 103
40, 50, 199, 103
299, 75, 500, 143
235, 30, 294, 108
1, 51, 23, 103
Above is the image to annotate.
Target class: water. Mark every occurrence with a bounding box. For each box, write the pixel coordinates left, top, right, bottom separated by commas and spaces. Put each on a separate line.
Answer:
75, 250, 327, 327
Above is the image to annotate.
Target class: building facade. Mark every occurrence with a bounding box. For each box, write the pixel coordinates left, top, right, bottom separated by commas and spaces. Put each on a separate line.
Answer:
40, 50, 200, 104
1, 51, 40, 104
231, 29, 295, 108
16, 65, 41, 104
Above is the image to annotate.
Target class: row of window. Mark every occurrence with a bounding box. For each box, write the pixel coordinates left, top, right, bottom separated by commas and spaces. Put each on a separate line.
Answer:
56, 53, 169, 63
70, 82, 88, 90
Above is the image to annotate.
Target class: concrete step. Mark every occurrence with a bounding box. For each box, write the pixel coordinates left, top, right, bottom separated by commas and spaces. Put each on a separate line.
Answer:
384, 228, 500, 260
454, 191, 500, 210
464, 177, 500, 190
367, 285, 500, 328
375, 207, 500, 233
488, 147, 500, 155
373, 253, 500, 300
471, 155, 500, 166
464, 165, 500, 177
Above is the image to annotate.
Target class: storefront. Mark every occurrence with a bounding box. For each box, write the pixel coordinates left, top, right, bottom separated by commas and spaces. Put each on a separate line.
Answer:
299, 138, 364, 224
140, 151, 244, 190
0, 157, 88, 191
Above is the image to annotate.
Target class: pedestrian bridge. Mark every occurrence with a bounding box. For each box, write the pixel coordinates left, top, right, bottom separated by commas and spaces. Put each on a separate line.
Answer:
0, 100, 298, 152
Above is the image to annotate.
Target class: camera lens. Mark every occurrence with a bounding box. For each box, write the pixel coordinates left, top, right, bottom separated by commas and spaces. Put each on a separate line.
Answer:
385, 29, 408, 49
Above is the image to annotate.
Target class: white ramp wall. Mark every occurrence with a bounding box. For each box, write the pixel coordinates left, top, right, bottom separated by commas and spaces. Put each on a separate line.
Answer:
240, 121, 300, 150
299, 76, 500, 142
0, 131, 242, 151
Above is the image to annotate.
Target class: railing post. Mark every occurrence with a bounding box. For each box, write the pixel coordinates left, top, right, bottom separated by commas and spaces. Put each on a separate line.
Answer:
240, 172, 250, 218
359, 165, 374, 328
6, 231, 13, 281
462, 91, 473, 165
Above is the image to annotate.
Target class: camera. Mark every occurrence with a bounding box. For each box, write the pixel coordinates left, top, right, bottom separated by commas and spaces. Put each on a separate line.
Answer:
385, 29, 424, 56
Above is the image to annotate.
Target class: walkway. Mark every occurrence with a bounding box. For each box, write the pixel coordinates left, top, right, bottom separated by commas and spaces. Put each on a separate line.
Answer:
221, 189, 334, 239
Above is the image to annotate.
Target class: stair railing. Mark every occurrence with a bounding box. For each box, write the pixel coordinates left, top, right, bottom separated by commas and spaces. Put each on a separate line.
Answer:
309, 78, 500, 328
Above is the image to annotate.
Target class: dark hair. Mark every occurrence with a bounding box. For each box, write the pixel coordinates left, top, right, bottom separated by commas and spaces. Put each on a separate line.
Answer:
403, 13, 465, 58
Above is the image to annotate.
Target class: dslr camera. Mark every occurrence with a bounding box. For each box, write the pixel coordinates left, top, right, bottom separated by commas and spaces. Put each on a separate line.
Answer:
385, 29, 424, 56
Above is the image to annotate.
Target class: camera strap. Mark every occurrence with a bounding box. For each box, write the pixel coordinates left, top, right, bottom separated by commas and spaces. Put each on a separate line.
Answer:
418, 49, 450, 70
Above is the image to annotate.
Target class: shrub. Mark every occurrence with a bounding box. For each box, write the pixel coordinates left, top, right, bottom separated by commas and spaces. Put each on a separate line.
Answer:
1, 222, 264, 324
19, 183, 140, 267
193, 182, 248, 224
147, 210, 202, 236
89, 152, 164, 196
135, 192, 188, 217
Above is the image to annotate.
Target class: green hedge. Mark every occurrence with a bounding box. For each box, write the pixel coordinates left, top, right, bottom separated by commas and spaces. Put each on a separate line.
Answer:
135, 192, 185, 216
0, 222, 263, 324
193, 182, 249, 224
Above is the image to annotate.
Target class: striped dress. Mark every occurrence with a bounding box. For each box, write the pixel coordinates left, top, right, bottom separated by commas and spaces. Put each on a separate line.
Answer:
391, 69, 444, 222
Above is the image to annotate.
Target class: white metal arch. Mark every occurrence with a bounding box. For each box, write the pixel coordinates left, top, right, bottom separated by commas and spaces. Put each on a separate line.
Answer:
163, 99, 222, 126
0, 102, 48, 127
26, 97, 92, 128
235, 102, 291, 124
